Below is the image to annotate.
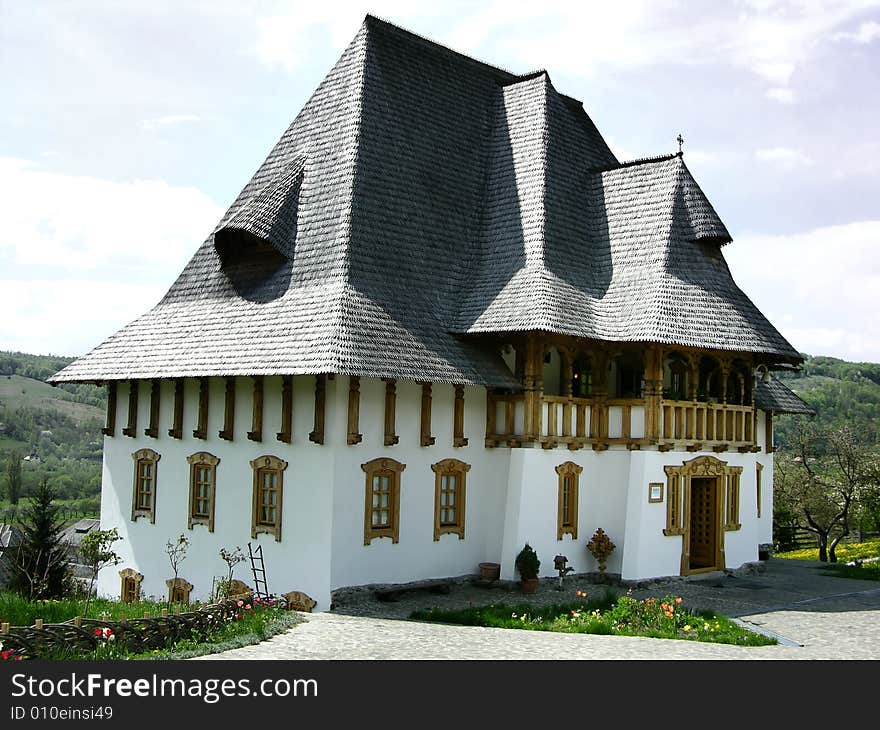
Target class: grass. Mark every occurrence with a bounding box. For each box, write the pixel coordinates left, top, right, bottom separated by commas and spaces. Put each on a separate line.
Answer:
411, 588, 775, 646
0, 591, 302, 660
775, 537, 880, 581
0, 374, 103, 424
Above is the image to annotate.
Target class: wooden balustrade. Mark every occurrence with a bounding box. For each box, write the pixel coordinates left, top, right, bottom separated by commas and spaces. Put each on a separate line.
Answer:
487, 391, 757, 452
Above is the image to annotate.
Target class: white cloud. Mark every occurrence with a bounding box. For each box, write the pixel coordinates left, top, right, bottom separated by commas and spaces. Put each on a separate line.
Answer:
0, 158, 224, 355
0, 158, 222, 273
142, 114, 201, 132
725, 221, 880, 361
755, 146, 814, 166
765, 87, 796, 103
834, 19, 880, 43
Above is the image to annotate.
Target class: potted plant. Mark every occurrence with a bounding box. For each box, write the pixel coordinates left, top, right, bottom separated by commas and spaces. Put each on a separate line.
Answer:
515, 543, 541, 593
586, 528, 616, 575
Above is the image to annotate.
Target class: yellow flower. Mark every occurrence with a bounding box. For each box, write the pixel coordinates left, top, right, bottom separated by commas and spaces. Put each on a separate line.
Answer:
683, 625, 692, 632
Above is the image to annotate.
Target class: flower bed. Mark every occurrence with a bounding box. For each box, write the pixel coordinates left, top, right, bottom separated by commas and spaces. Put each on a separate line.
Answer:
411, 589, 775, 646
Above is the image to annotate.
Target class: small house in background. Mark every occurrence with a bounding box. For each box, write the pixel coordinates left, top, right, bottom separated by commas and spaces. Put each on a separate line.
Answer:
61, 517, 100, 582
0, 524, 23, 590
50, 16, 813, 610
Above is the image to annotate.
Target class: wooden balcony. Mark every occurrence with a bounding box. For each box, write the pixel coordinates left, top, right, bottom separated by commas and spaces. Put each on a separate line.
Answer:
486, 393, 758, 452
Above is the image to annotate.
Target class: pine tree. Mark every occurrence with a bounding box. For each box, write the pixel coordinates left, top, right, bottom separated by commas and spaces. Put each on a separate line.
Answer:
10, 477, 71, 599
5, 450, 22, 505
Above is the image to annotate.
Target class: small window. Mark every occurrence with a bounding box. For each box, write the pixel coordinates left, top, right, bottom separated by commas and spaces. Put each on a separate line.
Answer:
188, 452, 220, 532
119, 568, 143, 604
131, 449, 160, 523
555, 462, 582, 540
250, 455, 288, 541
432, 459, 470, 541
362, 458, 406, 545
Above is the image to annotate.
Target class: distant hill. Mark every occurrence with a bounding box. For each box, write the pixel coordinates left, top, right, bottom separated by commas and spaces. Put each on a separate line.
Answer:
0, 351, 105, 506
775, 355, 880, 447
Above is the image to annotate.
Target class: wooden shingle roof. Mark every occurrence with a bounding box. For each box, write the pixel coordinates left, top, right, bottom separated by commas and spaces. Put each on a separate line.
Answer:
51, 15, 800, 386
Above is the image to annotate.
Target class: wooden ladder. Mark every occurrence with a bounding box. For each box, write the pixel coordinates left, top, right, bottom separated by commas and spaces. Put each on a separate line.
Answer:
247, 542, 269, 599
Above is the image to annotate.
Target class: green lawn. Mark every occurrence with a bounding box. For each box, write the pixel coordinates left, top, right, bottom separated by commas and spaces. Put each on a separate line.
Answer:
0, 374, 103, 424
775, 537, 880, 582
411, 589, 775, 646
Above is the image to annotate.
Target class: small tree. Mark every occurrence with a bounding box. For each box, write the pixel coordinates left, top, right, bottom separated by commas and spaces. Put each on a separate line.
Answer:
218, 545, 245, 599
10, 477, 71, 599
79, 527, 122, 617
5, 450, 22, 505
165, 533, 190, 606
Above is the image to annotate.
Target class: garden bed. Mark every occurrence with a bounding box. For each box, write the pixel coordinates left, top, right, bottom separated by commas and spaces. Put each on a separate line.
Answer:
410, 589, 776, 646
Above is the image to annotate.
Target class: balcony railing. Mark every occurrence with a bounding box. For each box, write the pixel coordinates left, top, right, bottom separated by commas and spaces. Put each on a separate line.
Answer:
486, 392, 757, 452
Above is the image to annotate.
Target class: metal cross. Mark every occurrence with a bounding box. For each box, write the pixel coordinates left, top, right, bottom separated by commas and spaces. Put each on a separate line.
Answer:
677, 133, 684, 154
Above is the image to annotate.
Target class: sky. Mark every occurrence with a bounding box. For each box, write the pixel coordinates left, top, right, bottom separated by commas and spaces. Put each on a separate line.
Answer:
1, 0, 878, 362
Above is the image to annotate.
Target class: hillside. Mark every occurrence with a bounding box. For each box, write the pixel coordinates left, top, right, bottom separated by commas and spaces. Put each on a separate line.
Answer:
0, 351, 105, 508
775, 355, 880, 447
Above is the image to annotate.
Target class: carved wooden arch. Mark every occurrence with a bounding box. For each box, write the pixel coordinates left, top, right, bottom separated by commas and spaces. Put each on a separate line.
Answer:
663, 455, 744, 575
431, 458, 471, 541
166, 577, 194, 605
187, 452, 220, 532
555, 461, 583, 540
131, 448, 160, 523
118, 568, 144, 604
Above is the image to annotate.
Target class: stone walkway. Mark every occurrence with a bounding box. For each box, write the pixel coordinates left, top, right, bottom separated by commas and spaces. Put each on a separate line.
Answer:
196, 559, 880, 660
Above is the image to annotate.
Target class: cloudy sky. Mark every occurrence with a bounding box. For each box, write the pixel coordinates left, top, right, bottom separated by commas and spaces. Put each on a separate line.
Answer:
1, 0, 878, 362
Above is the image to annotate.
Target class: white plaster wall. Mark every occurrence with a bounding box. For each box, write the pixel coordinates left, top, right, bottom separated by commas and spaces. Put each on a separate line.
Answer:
499, 448, 631, 580
98, 376, 336, 610
755, 410, 774, 546
329, 379, 510, 589
620, 449, 765, 580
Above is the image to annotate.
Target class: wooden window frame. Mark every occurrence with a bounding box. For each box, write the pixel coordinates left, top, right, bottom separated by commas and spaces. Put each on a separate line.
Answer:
362, 457, 406, 545
166, 577, 194, 605
250, 455, 287, 542
725, 470, 742, 531
555, 461, 582, 540
756, 463, 763, 518
131, 448, 160, 523
187, 452, 220, 532
432, 458, 470, 541
119, 568, 143, 604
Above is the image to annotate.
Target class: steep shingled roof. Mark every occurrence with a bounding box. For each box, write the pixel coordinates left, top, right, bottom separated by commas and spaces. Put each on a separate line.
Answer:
50, 15, 800, 386
754, 375, 816, 415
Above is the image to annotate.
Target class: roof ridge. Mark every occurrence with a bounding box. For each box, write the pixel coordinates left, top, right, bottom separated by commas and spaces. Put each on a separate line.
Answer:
588, 151, 681, 174
363, 14, 519, 81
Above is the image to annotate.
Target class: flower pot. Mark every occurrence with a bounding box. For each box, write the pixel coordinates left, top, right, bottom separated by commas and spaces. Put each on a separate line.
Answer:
479, 562, 501, 582
520, 577, 539, 594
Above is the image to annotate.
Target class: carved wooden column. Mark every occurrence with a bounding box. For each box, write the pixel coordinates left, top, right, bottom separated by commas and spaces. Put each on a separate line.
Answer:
193, 377, 209, 440
168, 378, 184, 439
643, 346, 663, 442
219, 376, 235, 441
277, 375, 293, 443
453, 385, 468, 447
122, 380, 138, 437
309, 375, 326, 444
420, 382, 435, 446
247, 375, 263, 442
561, 347, 573, 438
522, 333, 543, 441
347, 376, 362, 445
384, 378, 399, 446
144, 379, 161, 438
102, 381, 117, 437
590, 350, 609, 446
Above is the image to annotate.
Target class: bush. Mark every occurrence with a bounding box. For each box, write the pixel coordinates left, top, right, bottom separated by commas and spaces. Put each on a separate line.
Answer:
514, 544, 540, 580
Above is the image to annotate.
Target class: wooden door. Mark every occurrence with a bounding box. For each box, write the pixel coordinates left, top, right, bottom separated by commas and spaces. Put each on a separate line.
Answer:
689, 477, 718, 570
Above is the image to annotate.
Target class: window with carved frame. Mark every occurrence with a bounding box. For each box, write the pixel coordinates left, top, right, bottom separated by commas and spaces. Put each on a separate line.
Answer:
362, 457, 406, 545
119, 568, 143, 604
555, 461, 582, 540
432, 459, 470, 541
187, 452, 220, 532
250, 455, 287, 541
131, 448, 160, 523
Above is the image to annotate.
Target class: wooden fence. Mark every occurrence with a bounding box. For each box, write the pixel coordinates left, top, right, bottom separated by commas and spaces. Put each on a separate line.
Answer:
0, 591, 271, 659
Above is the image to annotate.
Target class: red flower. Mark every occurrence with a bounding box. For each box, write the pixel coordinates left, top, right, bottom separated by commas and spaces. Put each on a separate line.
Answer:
1, 650, 9, 660
235, 614, 242, 620
94, 629, 103, 636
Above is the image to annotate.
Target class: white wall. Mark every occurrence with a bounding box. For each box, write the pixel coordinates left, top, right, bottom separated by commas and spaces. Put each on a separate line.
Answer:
329, 379, 510, 589
98, 376, 336, 610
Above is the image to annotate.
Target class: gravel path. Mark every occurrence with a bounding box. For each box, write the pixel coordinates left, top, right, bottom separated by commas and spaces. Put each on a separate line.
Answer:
196, 559, 880, 660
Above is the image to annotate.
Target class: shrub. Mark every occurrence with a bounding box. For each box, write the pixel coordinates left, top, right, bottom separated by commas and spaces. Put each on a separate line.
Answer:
515, 543, 540, 580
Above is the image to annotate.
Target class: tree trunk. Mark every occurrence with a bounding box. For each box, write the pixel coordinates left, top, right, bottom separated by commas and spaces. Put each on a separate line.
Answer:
817, 535, 828, 562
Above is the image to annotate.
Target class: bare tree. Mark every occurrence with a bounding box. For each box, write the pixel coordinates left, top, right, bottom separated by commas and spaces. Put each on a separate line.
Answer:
165, 533, 189, 607
79, 527, 122, 617
776, 424, 880, 562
